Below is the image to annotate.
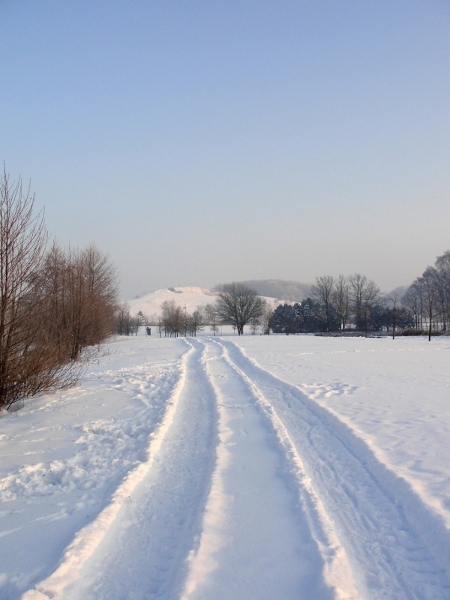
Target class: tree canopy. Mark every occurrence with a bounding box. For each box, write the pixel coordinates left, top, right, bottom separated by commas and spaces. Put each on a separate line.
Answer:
214, 283, 264, 335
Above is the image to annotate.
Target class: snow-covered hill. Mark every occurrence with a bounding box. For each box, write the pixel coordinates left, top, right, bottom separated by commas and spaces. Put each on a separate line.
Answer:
126, 286, 218, 320
126, 286, 281, 321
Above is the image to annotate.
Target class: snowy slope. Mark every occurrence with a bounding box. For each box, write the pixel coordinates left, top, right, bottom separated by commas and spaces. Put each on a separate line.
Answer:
125, 286, 218, 319
125, 285, 280, 320
1, 333, 450, 599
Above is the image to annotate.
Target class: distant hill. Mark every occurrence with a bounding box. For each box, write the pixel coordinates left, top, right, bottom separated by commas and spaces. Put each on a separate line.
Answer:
126, 286, 218, 322
126, 284, 284, 322
216, 279, 312, 302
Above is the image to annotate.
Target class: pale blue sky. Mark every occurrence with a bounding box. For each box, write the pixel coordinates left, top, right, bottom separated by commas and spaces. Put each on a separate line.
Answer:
2, 1, 450, 298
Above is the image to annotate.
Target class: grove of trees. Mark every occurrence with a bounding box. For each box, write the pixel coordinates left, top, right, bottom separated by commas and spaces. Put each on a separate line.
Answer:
155, 300, 205, 337
0, 168, 118, 410
116, 304, 141, 335
403, 250, 450, 340
310, 252, 450, 340
271, 274, 414, 336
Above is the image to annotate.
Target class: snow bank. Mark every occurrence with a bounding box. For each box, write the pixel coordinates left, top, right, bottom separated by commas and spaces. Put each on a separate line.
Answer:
0, 336, 186, 598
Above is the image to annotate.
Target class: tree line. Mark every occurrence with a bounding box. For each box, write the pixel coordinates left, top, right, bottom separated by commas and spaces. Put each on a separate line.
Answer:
1, 168, 118, 410
260, 254, 450, 339
142, 278, 412, 339
271, 274, 412, 336
118, 258, 450, 342
158, 300, 205, 337
140, 263, 450, 340
403, 250, 450, 340
121, 278, 412, 340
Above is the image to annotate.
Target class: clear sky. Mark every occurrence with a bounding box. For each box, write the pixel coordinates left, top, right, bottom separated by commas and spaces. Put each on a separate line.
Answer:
2, 1, 450, 299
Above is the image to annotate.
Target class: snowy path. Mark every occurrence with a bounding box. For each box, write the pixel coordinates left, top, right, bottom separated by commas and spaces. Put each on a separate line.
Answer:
182, 338, 340, 599
25, 339, 217, 600
18, 336, 450, 600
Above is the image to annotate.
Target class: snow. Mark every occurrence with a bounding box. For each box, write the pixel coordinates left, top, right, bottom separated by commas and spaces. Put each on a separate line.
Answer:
126, 287, 219, 320
125, 285, 280, 320
1, 332, 450, 599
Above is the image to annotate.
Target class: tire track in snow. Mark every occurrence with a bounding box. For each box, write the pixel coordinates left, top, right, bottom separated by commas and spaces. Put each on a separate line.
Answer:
182, 338, 351, 600
220, 339, 450, 600
23, 339, 218, 600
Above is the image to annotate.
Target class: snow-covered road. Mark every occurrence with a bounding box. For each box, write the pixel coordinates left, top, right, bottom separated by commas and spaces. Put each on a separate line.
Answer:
1, 334, 450, 599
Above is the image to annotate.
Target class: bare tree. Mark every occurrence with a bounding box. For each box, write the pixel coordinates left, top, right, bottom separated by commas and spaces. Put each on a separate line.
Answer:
210, 320, 219, 335
249, 317, 259, 335
38, 242, 118, 359
82, 244, 118, 344
349, 273, 379, 335
204, 303, 218, 335
387, 291, 400, 339
39, 242, 72, 362
0, 169, 78, 409
332, 275, 350, 331
116, 303, 140, 335
54, 244, 118, 359
259, 301, 274, 335
214, 283, 264, 335
402, 282, 423, 329
433, 250, 450, 331
161, 300, 184, 337
418, 267, 441, 341
157, 316, 164, 337
204, 303, 215, 323
402, 249, 450, 336
187, 308, 204, 336
311, 275, 334, 331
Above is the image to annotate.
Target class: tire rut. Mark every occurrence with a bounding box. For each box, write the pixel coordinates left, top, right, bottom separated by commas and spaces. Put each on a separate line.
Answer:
26, 339, 218, 600
182, 338, 349, 600
219, 339, 450, 600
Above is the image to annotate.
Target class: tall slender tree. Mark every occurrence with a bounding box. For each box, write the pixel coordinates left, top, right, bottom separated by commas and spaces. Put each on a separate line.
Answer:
332, 275, 351, 331
349, 273, 379, 334
311, 275, 335, 331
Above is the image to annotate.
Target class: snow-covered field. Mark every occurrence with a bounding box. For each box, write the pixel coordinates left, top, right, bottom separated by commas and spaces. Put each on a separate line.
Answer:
1, 332, 449, 599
